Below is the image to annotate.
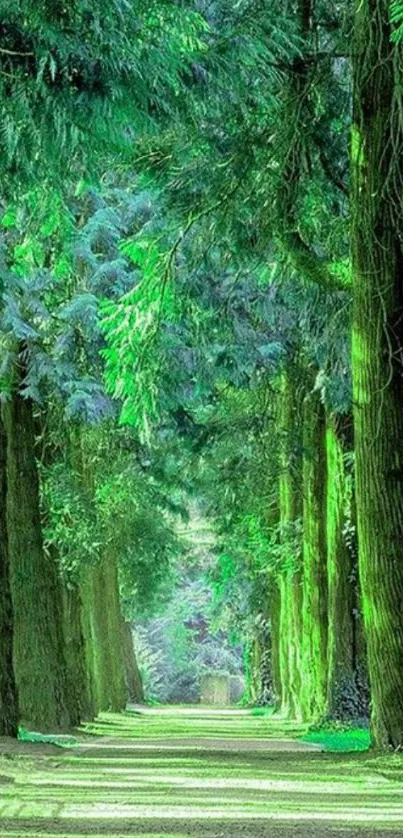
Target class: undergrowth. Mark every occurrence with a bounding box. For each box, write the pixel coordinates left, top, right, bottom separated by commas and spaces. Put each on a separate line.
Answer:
302, 720, 371, 753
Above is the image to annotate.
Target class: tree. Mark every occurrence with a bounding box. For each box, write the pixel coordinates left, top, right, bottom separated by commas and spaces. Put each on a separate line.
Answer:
0, 416, 18, 736
3, 373, 70, 730
351, 0, 403, 748
0, 0, 208, 734
301, 390, 328, 721
325, 415, 364, 720
122, 619, 145, 704
278, 371, 303, 720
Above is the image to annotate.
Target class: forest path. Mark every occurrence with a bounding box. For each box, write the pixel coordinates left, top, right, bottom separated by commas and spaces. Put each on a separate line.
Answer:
0, 707, 403, 837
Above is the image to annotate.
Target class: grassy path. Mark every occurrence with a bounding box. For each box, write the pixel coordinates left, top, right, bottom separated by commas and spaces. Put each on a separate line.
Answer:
1, 707, 403, 836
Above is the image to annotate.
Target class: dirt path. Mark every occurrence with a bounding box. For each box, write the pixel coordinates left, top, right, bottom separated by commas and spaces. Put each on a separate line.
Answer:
0, 708, 403, 837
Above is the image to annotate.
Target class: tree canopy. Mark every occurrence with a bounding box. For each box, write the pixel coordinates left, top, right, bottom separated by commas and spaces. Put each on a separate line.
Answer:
0, 0, 403, 756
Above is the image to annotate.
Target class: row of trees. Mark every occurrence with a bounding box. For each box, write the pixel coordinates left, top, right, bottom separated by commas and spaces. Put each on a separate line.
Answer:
0, 0, 203, 734
1, 0, 403, 753
101, 0, 403, 749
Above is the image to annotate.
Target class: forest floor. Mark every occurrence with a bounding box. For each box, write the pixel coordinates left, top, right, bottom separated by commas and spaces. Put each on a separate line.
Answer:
1, 707, 403, 837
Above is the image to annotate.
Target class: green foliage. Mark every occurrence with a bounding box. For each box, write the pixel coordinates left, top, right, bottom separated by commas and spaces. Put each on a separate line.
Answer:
18, 727, 78, 748
302, 725, 371, 753
101, 241, 176, 435
137, 579, 243, 703
0, 0, 365, 736
41, 423, 184, 618
41, 460, 102, 578
0, 0, 207, 188
390, 0, 403, 40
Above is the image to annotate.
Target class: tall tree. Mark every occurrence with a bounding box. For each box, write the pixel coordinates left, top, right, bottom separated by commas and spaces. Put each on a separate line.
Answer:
278, 372, 303, 720
0, 416, 18, 736
3, 368, 70, 731
325, 415, 362, 720
351, 0, 403, 748
301, 391, 328, 721
122, 619, 145, 704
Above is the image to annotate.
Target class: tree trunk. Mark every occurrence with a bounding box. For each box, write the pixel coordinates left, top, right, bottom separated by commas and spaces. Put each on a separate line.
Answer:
4, 391, 70, 731
268, 582, 282, 708
301, 391, 328, 721
70, 429, 126, 716
247, 637, 261, 706
91, 553, 127, 712
62, 580, 95, 723
278, 373, 303, 719
0, 416, 18, 737
250, 611, 274, 706
351, 0, 403, 748
325, 415, 359, 719
80, 567, 100, 719
122, 619, 144, 704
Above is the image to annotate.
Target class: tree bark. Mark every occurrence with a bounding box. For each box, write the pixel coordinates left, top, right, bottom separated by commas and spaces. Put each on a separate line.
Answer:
351, 0, 403, 748
79, 566, 100, 718
4, 391, 71, 731
62, 580, 95, 723
247, 637, 261, 706
325, 415, 359, 719
122, 619, 144, 704
71, 429, 126, 715
268, 582, 282, 708
301, 391, 328, 722
91, 553, 127, 712
278, 372, 303, 719
0, 415, 18, 736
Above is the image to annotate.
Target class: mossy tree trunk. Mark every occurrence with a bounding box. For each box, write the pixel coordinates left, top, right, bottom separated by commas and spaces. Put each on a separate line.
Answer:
278, 372, 303, 719
67, 430, 99, 720
91, 553, 127, 712
351, 0, 403, 748
122, 618, 144, 704
301, 391, 328, 722
4, 389, 70, 731
247, 637, 262, 706
79, 566, 100, 719
71, 429, 126, 716
325, 415, 359, 719
268, 582, 282, 708
0, 416, 18, 737
62, 579, 95, 723
251, 612, 274, 706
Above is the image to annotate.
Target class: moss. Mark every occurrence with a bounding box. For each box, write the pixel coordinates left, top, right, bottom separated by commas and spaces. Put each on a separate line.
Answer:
90, 554, 127, 713
302, 726, 371, 753
18, 727, 79, 749
351, 0, 403, 749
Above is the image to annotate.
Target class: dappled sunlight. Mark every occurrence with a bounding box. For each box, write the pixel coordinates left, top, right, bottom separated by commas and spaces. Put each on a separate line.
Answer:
1, 710, 403, 834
